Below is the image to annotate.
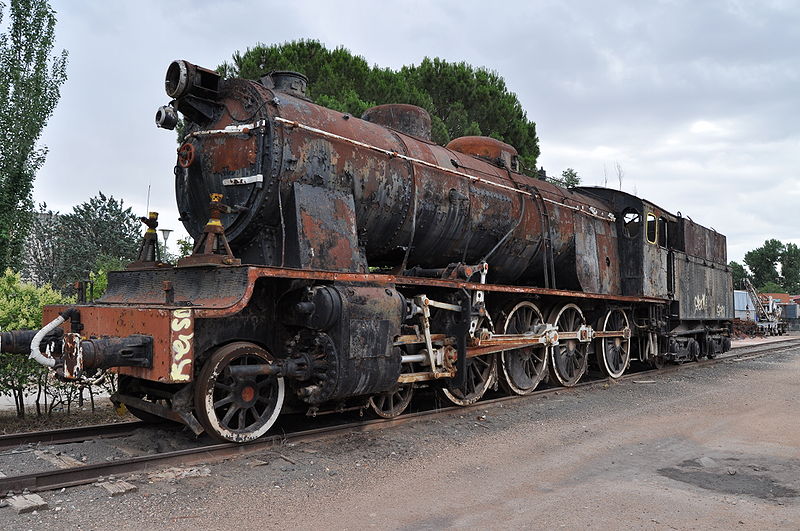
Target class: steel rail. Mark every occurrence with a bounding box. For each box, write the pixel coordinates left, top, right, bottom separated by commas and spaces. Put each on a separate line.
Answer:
0, 421, 145, 451
1, 337, 797, 495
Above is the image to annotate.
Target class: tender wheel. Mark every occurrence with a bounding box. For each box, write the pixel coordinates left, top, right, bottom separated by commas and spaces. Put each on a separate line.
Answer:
368, 365, 415, 418
687, 338, 700, 361
499, 301, 548, 395
194, 342, 284, 443
549, 303, 589, 387
649, 355, 666, 369
596, 309, 630, 378
705, 337, 716, 359
722, 337, 731, 352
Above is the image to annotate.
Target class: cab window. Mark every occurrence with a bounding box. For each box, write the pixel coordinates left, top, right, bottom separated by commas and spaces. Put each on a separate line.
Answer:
658, 217, 668, 247
622, 208, 641, 238
646, 213, 657, 244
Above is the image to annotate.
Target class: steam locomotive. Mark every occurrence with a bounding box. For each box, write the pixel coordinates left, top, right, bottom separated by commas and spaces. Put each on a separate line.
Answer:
0, 60, 733, 442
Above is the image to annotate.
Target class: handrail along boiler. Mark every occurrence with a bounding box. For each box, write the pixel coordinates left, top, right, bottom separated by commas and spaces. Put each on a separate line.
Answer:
1, 60, 733, 442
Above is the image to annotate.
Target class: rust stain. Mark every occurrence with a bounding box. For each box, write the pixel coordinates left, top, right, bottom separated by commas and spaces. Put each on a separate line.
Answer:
208, 136, 257, 173
43, 305, 189, 383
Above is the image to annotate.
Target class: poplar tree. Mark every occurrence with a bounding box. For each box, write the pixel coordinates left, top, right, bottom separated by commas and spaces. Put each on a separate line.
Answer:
0, 0, 68, 271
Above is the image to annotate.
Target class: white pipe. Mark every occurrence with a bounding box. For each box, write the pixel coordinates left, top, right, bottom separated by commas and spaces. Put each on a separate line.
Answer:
29, 314, 66, 368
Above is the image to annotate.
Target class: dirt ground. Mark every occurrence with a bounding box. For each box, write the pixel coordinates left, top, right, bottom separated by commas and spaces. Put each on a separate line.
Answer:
2, 342, 799, 530
0, 404, 131, 435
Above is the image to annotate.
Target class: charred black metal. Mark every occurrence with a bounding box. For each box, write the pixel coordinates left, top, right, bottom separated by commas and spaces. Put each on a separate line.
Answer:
60, 335, 153, 377
155, 104, 179, 130
268, 71, 309, 99
279, 285, 342, 330
0, 328, 62, 354
403, 263, 483, 281
163, 60, 223, 126
228, 351, 323, 381
165, 60, 221, 100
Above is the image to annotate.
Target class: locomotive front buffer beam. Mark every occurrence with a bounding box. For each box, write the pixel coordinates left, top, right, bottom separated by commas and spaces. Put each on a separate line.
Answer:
0, 308, 153, 382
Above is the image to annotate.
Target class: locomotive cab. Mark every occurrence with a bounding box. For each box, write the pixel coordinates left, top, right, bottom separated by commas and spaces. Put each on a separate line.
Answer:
578, 187, 733, 362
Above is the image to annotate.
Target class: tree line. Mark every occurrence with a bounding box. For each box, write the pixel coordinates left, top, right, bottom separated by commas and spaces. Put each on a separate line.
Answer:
729, 239, 800, 294
218, 39, 546, 176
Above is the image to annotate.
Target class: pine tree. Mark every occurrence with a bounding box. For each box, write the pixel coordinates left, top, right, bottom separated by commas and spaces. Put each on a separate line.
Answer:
219, 40, 540, 173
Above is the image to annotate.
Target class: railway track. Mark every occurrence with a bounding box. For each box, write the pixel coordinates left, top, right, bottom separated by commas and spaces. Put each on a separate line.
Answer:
0, 421, 145, 451
1, 337, 797, 496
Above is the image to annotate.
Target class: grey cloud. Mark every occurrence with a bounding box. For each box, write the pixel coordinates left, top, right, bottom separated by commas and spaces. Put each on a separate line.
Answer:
35, 0, 799, 264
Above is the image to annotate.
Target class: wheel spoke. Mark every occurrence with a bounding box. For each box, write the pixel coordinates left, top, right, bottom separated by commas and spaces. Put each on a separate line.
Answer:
214, 394, 234, 409
221, 404, 239, 426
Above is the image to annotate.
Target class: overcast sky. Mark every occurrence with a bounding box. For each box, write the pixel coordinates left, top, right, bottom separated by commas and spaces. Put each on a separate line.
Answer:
34, 0, 799, 263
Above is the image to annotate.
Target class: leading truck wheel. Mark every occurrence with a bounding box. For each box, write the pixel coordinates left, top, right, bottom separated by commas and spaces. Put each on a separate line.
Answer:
194, 342, 284, 443
368, 363, 415, 419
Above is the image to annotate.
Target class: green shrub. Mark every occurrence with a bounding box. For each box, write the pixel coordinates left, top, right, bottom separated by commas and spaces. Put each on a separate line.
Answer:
0, 269, 73, 417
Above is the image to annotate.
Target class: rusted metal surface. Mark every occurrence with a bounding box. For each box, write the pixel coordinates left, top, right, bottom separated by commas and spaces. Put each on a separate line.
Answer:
93, 263, 665, 319
446, 136, 518, 170
642, 241, 669, 298
169, 66, 619, 290
673, 251, 734, 320
208, 136, 257, 173
42, 306, 193, 383
288, 183, 366, 271
177, 193, 241, 267
680, 216, 727, 264
0, 59, 737, 444
191, 265, 667, 319
573, 209, 621, 294
361, 104, 432, 140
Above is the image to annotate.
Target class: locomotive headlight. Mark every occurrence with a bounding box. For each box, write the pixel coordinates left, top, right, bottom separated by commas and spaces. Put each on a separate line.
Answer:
165, 60, 190, 99
155, 105, 178, 130
164, 59, 221, 100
